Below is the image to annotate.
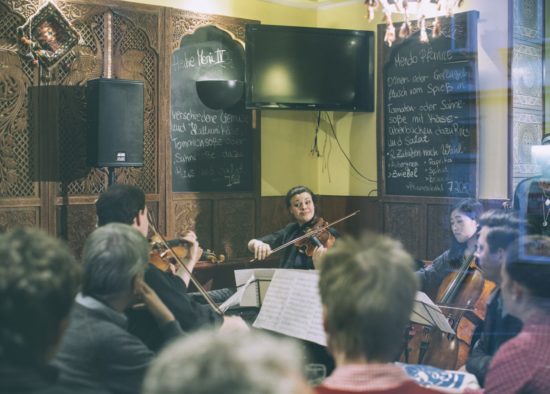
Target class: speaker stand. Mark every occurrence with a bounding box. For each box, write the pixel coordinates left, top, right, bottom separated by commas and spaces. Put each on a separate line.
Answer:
107, 167, 117, 186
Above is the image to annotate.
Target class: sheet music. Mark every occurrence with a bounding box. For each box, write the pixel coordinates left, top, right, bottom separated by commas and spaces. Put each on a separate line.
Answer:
411, 291, 455, 335
219, 269, 276, 312
253, 269, 326, 346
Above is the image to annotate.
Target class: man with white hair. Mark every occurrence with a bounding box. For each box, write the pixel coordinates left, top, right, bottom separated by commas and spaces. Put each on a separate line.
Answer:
53, 223, 183, 394
143, 329, 312, 394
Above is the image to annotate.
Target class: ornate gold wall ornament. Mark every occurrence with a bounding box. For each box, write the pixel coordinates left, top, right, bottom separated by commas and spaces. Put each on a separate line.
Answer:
17, 1, 80, 68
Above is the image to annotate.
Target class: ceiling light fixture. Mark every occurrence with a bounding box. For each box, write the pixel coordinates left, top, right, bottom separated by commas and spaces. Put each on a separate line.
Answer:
365, 0, 464, 46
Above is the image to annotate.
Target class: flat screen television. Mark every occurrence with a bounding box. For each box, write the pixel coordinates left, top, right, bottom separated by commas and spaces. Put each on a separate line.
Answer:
245, 24, 374, 112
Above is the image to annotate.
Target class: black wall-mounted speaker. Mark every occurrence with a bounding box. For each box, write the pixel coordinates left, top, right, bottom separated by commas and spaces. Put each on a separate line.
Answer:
86, 78, 144, 167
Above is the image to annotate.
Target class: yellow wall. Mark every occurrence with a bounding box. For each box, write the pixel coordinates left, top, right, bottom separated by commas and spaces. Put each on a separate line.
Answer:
123, 0, 510, 199
316, 4, 379, 197
316, 0, 510, 198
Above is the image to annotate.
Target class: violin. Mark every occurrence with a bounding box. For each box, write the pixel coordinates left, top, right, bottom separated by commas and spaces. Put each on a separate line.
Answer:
147, 213, 223, 316
295, 217, 336, 256
250, 210, 359, 262
149, 235, 189, 272
149, 235, 224, 272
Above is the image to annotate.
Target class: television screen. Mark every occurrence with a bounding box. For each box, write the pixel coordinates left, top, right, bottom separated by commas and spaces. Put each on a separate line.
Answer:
245, 24, 374, 112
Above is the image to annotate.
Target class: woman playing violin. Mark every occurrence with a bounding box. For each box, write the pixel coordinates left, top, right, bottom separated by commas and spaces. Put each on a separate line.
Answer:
248, 185, 338, 270
417, 199, 483, 292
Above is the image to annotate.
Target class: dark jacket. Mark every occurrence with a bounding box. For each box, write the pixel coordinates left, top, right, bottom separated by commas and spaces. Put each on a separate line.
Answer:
259, 220, 339, 270
416, 249, 457, 293
465, 289, 522, 386
53, 294, 182, 394
127, 263, 222, 351
0, 362, 71, 394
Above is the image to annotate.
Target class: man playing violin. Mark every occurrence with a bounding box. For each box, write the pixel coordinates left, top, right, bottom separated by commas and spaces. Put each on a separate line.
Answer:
96, 184, 246, 352
248, 185, 338, 270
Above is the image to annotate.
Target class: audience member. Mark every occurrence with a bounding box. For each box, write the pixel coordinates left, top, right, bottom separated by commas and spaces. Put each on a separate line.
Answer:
53, 223, 183, 394
0, 228, 80, 394
143, 329, 312, 394
479, 236, 550, 393
316, 234, 443, 394
512, 134, 550, 236
465, 210, 522, 385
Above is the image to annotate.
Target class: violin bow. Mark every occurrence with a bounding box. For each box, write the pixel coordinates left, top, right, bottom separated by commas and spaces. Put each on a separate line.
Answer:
250, 210, 360, 262
147, 212, 224, 316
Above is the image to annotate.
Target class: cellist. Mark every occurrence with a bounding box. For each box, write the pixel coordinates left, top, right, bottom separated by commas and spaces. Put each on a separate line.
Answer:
96, 184, 247, 352
248, 185, 339, 270
408, 199, 483, 369
417, 199, 483, 292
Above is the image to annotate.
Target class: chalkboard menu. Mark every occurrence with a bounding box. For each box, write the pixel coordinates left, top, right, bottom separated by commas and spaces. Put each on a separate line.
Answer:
380, 11, 479, 197
171, 25, 253, 192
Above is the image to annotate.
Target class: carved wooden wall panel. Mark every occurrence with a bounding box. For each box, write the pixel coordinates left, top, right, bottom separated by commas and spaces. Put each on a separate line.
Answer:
0, 208, 39, 230
49, 1, 161, 197
56, 204, 97, 257
0, 0, 164, 254
173, 199, 213, 249
0, 2, 37, 199
216, 198, 255, 259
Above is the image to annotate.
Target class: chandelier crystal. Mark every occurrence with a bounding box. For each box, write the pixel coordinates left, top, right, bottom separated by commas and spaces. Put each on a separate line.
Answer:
365, 0, 464, 46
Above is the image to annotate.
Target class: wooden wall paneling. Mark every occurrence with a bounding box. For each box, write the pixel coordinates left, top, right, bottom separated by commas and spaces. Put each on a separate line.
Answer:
216, 198, 256, 259
56, 202, 97, 257
426, 203, 453, 260
39, 0, 165, 253
317, 196, 349, 234
344, 196, 383, 236
383, 201, 426, 259
258, 196, 289, 237
258, 195, 383, 242
172, 198, 213, 249
0, 1, 43, 231
318, 196, 383, 236
0, 207, 40, 231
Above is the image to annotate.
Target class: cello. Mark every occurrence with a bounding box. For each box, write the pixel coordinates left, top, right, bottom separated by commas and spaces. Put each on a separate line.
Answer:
403, 254, 495, 370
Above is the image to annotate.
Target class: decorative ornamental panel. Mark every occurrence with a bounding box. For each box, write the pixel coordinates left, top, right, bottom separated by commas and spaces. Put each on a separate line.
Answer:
57, 203, 96, 257
0, 4, 36, 198
0, 208, 38, 230
216, 199, 255, 259
173, 199, 213, 251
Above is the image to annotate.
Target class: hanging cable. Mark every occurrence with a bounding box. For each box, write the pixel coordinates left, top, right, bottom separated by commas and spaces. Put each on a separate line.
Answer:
310, 111, 321, 157
320, 112, 333, 183
324, 112, 377, 183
